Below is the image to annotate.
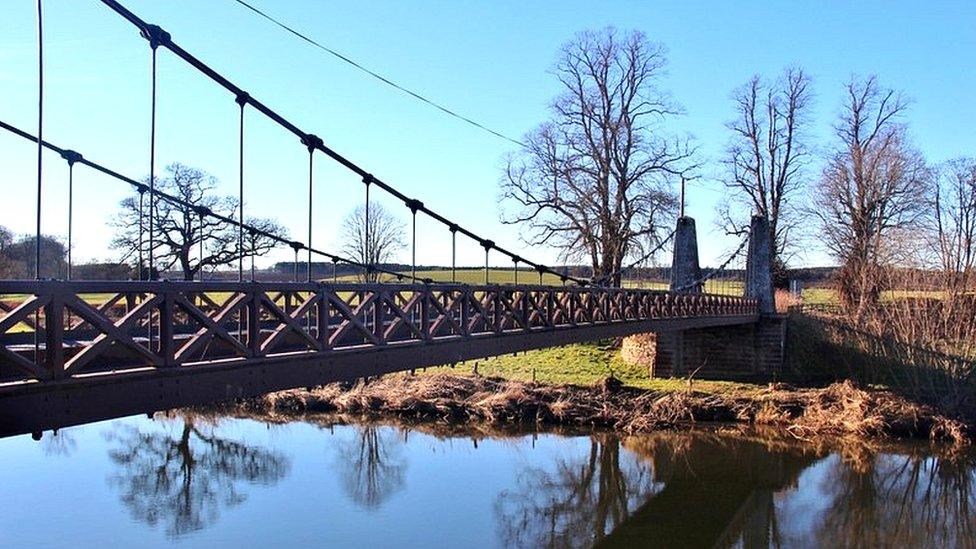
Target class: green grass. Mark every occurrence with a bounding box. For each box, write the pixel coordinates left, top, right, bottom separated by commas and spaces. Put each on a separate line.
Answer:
623, 279, 745, 296
427, 340, 761, 394
802, 287, 838, 305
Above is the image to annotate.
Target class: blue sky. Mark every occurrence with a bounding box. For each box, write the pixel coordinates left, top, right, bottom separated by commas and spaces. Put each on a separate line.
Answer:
1, 0, 974, 270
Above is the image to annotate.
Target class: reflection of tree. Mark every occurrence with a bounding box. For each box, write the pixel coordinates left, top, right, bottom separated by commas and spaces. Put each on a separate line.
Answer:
335, 426, 406, 509
41, 430, 77, 457
105, 417, 289, 537
495, 435, 657, 548
805, 452, 976, 547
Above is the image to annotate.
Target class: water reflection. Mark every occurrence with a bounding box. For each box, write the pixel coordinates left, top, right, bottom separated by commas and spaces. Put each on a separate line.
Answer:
495, 434, 658, 548
792, 451, 976, 548
41, 429, 77, 457
104, 415, 290, 537
604, 432, 822, 548
334, 425, 406, 509
6, 414, 972, 547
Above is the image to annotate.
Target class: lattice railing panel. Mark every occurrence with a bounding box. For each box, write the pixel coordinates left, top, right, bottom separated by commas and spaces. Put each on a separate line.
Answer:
0, 281, 757, 384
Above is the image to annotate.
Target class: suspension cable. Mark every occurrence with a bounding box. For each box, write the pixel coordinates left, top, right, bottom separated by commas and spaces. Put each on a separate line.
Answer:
236, 93, 247, 281
95, 0, 589, 286
144, 26, 162, 280
672, 234, 750, 293
197, 208, 205, 280
450, 225, 458, 283
34, 0, 44, 279
0, 118, 435, 285
60, 149, 82, 280
591, 229, 677, 288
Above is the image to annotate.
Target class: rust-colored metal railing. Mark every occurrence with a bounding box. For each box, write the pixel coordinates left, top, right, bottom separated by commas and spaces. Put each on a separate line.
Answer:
0, 280, 757, 385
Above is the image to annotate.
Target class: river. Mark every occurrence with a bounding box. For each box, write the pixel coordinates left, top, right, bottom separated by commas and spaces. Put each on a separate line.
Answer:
0, 413, 972, 548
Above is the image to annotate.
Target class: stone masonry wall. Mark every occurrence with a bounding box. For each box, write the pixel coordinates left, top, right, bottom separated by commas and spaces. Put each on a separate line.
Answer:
621, 316, 787, 381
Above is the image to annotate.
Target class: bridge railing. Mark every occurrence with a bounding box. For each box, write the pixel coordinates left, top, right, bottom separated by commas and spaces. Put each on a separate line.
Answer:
0, 280, 757, 385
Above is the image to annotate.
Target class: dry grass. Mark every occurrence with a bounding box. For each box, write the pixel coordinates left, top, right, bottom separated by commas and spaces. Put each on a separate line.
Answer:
228, 373, 972, 446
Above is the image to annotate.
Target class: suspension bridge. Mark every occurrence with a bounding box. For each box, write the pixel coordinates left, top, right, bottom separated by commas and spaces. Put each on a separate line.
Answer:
0, 0, 782, 438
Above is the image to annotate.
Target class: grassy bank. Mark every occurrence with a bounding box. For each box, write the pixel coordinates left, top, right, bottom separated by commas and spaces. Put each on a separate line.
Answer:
228, 373, 970, 446
215, 339, 972, 446
425, 341, 758, 394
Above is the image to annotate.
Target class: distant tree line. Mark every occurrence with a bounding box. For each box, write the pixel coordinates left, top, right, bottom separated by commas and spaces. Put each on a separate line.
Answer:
0, 229, 67, 279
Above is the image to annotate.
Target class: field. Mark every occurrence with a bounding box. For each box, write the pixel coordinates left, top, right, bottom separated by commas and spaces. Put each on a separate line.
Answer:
341, 268, 567, 285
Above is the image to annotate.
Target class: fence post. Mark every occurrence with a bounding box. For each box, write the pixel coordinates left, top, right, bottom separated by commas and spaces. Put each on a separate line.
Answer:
159, 286, 174, 366
420, 287, 431, 341
461, 287, 471, 336
317, 288, 330, 349
45, 290, 64, 380
373, 288, 386, 344
248, 287, 261, 356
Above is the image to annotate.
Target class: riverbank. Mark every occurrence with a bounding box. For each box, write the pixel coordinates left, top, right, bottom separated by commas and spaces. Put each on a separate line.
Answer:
223, 372, 972, 446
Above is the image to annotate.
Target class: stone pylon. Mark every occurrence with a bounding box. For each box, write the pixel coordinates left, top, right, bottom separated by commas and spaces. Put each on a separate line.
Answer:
670, 216, 702, 293
745, 215, 776, 314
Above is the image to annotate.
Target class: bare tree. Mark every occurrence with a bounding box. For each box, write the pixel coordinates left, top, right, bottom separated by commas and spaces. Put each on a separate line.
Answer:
501, 28, 692, 286
339, 202, 406, 282
111, 163, 287, 280
722, 67, 813, 285
813, 76, 929, 318
932, 157, 976, 294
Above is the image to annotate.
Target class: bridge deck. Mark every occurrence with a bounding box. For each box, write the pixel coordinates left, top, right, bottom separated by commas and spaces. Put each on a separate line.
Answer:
0, 280, 756, 437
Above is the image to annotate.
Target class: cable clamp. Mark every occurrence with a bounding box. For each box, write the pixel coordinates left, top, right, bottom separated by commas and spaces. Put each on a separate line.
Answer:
362, 173, 375, 185
235, 91, 250, 107
481, 239, 494, 250
406, 199, 423, 212
301, 133, 323, 151
140, 24, 171, 49
60, 149, 83, 166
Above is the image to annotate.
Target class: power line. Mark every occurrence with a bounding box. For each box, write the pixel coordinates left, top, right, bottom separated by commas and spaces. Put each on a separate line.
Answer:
230, 0, 527, 148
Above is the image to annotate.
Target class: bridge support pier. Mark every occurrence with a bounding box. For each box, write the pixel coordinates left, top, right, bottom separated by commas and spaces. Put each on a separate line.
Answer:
669, 216, 702, 293
622, 215, 786, 381
745, 215, 776, 315
626, 318, 786, 381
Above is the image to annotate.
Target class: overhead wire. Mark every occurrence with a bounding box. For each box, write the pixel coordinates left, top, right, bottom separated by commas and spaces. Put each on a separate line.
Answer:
230, 0, 527, 148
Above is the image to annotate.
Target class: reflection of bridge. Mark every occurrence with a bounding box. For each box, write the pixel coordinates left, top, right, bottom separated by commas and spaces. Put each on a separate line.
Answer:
0, 1, 781, 437
603, 433, 822, 548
